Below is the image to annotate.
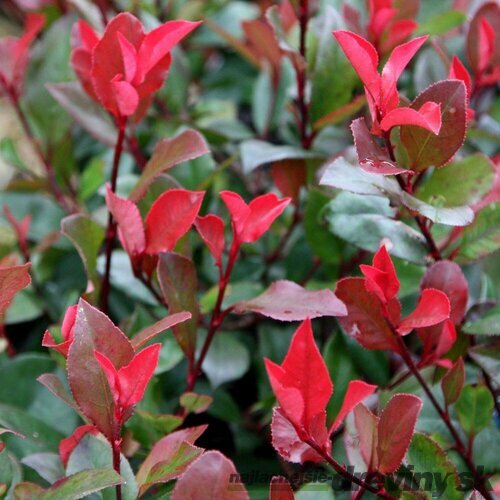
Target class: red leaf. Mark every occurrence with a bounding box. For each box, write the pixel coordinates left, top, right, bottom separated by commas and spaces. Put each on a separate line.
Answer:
335, 278, 400, 351
271, 160, 306, 204
467, 3, 500, 75
95, 343, 161, 409
131, 311, 192, 350
397, 288, 450, 335
351, 117, 410, 175
0, 262, 31, 315
136, 20, 202, 79
264, 319, 332, 434
130, 129, 209, 202
381, 36, 427, 89
234, 280, 346, 321
332, 30, 380, 101
380, 102, 441, 134
194, 215, 225, 267
449, 56, 472, 101
105, 186, 145, 262
420, 260, 468, 324
144, 189, 204, 255
270, 408, 327, 464
59, 424, 98, 467
360, 245, 400, 304
42, 304, 78, 357
377, 394, 422, 474
418, 319, 457, 368
353, 404, 379, 471
269, 476, 294, 500
67, 300, 134, 439
220, 191, 291, 244
330, 380, 377, 433
400, 80, 467, 171
136, 425, 206, 495
171, 450, 249, 500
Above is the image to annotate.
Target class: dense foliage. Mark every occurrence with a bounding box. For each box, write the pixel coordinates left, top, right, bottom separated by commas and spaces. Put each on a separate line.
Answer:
0, 0, 498, 498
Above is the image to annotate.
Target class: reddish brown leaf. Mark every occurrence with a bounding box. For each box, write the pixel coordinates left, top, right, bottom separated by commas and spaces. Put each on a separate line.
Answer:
353, 404, 379, 471
441, 357, 465, 406
271, 160, 306, 204
234, 280, 346, 321
131, 311, 192, 350
0, 263, 31, 315
400, 80, 467, 171
269, 476, 294, 500
157, 253, 199, 360
130, 130, 209, 202
420, 260, 468, 324
171, 450, 249, 500
335, 278, 399, 351
377, 394, 422, 474
351, 117, 410, 175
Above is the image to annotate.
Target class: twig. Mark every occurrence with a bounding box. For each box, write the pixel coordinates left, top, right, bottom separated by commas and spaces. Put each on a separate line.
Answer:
297, 0, 311, 149
100, 118, 127, 314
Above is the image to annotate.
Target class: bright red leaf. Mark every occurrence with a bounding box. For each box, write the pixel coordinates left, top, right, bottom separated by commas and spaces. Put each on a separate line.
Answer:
94, 343, 161, 422
360, 245, 400, 305
42, 304, 78, 357
333, 31, 436, 135
220, 191, 291, 245
71, 13, 201, 121
0, 13, 44, 95
59, 424, 98, 467
144, 190, 205, 255
397, 288, 450, 335
194, 214, 225, 268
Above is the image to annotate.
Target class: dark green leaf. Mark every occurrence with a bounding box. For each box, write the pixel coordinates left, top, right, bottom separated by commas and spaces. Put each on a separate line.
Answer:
455, 385, 494, 436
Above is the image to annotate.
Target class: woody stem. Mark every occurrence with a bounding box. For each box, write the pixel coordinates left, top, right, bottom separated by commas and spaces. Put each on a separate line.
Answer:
391, 329, 492, 499
304, 438, 397, 499
111, 434, 122, 500
101, 118, 127, 314
298, 0, 311, 149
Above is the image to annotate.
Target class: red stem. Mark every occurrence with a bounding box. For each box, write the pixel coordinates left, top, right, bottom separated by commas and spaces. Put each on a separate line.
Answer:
100, 118, 127, 314
391, 329, 492, 499
304, 438, 396, 499
111, 435, 122, 500
185, 240, 239, 392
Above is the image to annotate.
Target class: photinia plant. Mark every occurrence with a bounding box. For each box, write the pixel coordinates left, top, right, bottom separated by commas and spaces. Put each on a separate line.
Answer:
0, 1, 498, 499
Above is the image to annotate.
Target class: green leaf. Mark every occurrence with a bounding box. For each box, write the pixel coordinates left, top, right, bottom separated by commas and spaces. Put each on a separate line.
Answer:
66, 435, 138, 500
455, 385, 494, 436
201, 332, 250, 389
129, 129, 209, 202
240, 140, 321, 174
14, 468, 122, 500
462, 306, 500, 335
304, 188, 344, 264
406, 433, 461, 499
416, 10, 466, 36
180, 392, 213, 415
417, 154, 494, 207
21, 452, 64, 485
309, 6, 358, 124
61, 215, 105, 297
79, 158, 105, 201
323, 192, 428, 264
456, 203, 500, 263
